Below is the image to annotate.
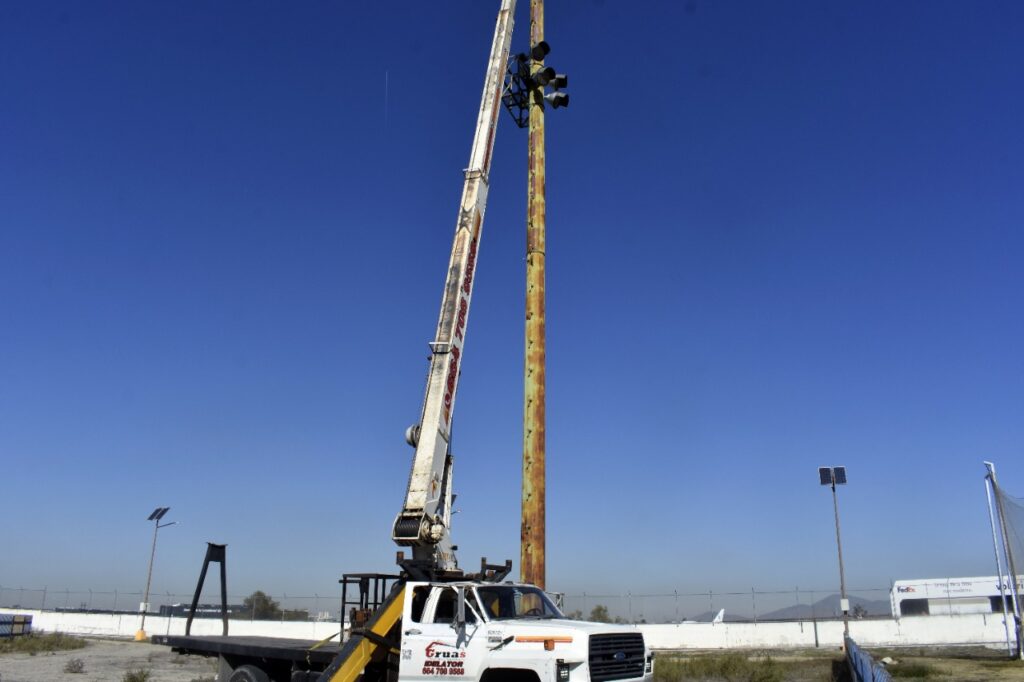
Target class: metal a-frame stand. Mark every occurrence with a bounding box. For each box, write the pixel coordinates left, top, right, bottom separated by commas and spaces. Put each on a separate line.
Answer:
185, 543, 229, 637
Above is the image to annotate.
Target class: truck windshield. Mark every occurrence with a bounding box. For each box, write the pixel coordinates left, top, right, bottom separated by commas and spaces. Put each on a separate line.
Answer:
474, 585, 564, 620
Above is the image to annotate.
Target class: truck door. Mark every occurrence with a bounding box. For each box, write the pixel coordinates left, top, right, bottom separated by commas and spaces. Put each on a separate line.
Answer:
400, 586, 487, 682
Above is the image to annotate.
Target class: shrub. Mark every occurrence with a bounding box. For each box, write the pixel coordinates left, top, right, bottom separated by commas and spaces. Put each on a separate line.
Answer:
63, 657, 86, 674
654, 653, 784, 682
0, 632, 87, 654
123, 669, 153, 682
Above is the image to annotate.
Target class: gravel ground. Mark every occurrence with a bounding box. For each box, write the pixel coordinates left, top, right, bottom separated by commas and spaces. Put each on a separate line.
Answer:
4, 639, 1024, 682
0, 638, 217, 682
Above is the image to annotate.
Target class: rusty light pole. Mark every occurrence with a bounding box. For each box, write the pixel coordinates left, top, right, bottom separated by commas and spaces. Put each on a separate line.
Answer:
521, 0, 547, 589
500, 0, 568, 590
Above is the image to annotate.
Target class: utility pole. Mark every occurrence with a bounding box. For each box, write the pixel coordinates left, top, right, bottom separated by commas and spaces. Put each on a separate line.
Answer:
521, 0, 547, 590
502, 0, 567, 591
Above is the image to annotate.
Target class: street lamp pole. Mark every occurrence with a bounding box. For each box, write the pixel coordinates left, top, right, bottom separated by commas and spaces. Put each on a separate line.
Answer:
497, 1, 570, 591
819, 467, 849, 640
521, 0, 547, 591
136, 507, 175, 641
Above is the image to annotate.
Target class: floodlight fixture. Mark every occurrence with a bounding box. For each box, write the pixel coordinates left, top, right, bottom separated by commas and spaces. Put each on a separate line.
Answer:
530, 41, 551, 61
544, 92, 569, 109
534, 66, 557, 87
502, 43, 570, 127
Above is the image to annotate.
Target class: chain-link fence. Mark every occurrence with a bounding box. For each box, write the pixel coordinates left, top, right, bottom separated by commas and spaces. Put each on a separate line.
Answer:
0, 586, 342, 622
0, 584, 892, 624
560, 587, 892, 624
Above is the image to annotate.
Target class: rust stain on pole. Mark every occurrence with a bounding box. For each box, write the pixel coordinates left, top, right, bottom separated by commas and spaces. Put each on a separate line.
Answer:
522, 0, 546, 589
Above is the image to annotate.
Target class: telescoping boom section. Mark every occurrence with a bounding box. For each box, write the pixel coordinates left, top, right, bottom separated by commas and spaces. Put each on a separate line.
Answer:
391, 0, 517, 574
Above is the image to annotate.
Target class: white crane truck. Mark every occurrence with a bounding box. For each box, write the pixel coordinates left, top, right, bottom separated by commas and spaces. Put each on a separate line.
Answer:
154, 3, 654, 681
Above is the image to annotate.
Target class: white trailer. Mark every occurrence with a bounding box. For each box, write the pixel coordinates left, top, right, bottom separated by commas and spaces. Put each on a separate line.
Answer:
891, 575, 1022, 617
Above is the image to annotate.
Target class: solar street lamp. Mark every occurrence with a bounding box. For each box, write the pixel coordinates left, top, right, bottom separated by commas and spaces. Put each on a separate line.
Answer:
818, 466, 850, 639
135, 506, 176, 641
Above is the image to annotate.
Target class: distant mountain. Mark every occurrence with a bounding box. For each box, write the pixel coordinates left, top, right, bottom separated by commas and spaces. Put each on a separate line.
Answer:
690, 594, 891, 622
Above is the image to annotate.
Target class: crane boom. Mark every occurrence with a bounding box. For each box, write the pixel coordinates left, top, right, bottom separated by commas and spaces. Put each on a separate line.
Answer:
392, 0, 517, 573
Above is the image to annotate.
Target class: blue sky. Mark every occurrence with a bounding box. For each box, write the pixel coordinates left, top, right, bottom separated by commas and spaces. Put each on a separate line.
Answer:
2, 0, 1023, 613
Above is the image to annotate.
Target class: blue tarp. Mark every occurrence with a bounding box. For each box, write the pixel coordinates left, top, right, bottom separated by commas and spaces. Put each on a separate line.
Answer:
845, 636, 892, 682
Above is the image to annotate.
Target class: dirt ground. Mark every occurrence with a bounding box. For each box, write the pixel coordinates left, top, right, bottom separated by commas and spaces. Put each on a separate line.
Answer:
0, 638, 217, 682
3, 639, 1024, 682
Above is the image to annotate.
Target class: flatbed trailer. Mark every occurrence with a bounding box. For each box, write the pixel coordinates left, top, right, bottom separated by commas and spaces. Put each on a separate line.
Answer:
152, 634, 343, 680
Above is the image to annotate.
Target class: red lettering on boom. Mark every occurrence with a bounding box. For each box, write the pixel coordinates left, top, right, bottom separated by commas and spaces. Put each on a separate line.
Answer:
454, 298, 468, 340
442, 346, 461, 424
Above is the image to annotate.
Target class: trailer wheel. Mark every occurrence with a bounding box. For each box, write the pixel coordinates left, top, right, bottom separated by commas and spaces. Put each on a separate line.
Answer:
229, 664, 271, 682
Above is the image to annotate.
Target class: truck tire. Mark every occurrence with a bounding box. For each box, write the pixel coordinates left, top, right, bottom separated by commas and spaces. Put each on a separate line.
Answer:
229, 664, 271, 682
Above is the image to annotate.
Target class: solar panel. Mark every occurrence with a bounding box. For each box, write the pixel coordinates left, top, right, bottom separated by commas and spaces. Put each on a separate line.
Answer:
833, 467, 847, 485
818, 467, 832, 486
148, 507, 170, 521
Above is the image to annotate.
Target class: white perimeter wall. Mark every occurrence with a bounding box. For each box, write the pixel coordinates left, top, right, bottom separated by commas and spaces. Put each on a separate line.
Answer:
0, 608, 343, 642
1, 608, 1013, 651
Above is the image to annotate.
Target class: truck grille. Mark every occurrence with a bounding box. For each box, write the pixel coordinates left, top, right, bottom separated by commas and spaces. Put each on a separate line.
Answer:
588, 633, 645, 682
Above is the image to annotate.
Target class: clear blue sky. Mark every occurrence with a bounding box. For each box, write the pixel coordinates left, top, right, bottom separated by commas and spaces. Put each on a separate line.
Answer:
2, 1, 1022, 612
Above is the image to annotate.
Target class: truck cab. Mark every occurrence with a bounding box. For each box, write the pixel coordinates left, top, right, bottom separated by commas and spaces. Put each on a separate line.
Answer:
400, 582, 653, 682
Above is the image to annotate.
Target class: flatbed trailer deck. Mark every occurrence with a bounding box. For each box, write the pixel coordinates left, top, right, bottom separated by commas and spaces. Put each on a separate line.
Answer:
152, 634, 343, 680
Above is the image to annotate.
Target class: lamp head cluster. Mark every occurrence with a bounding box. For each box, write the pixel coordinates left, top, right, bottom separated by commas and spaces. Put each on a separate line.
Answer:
502, 41, 570, 128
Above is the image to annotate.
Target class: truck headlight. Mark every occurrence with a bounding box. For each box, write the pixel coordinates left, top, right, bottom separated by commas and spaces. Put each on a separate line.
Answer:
557, 660, 571, 682
645, 655, 653, 673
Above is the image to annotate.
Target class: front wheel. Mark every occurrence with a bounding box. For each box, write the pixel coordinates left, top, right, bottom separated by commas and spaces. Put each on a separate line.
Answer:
229, 664, 271, 682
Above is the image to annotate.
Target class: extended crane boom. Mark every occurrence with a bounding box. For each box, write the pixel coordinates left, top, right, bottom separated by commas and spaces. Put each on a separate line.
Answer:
392, 0, 517, 574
